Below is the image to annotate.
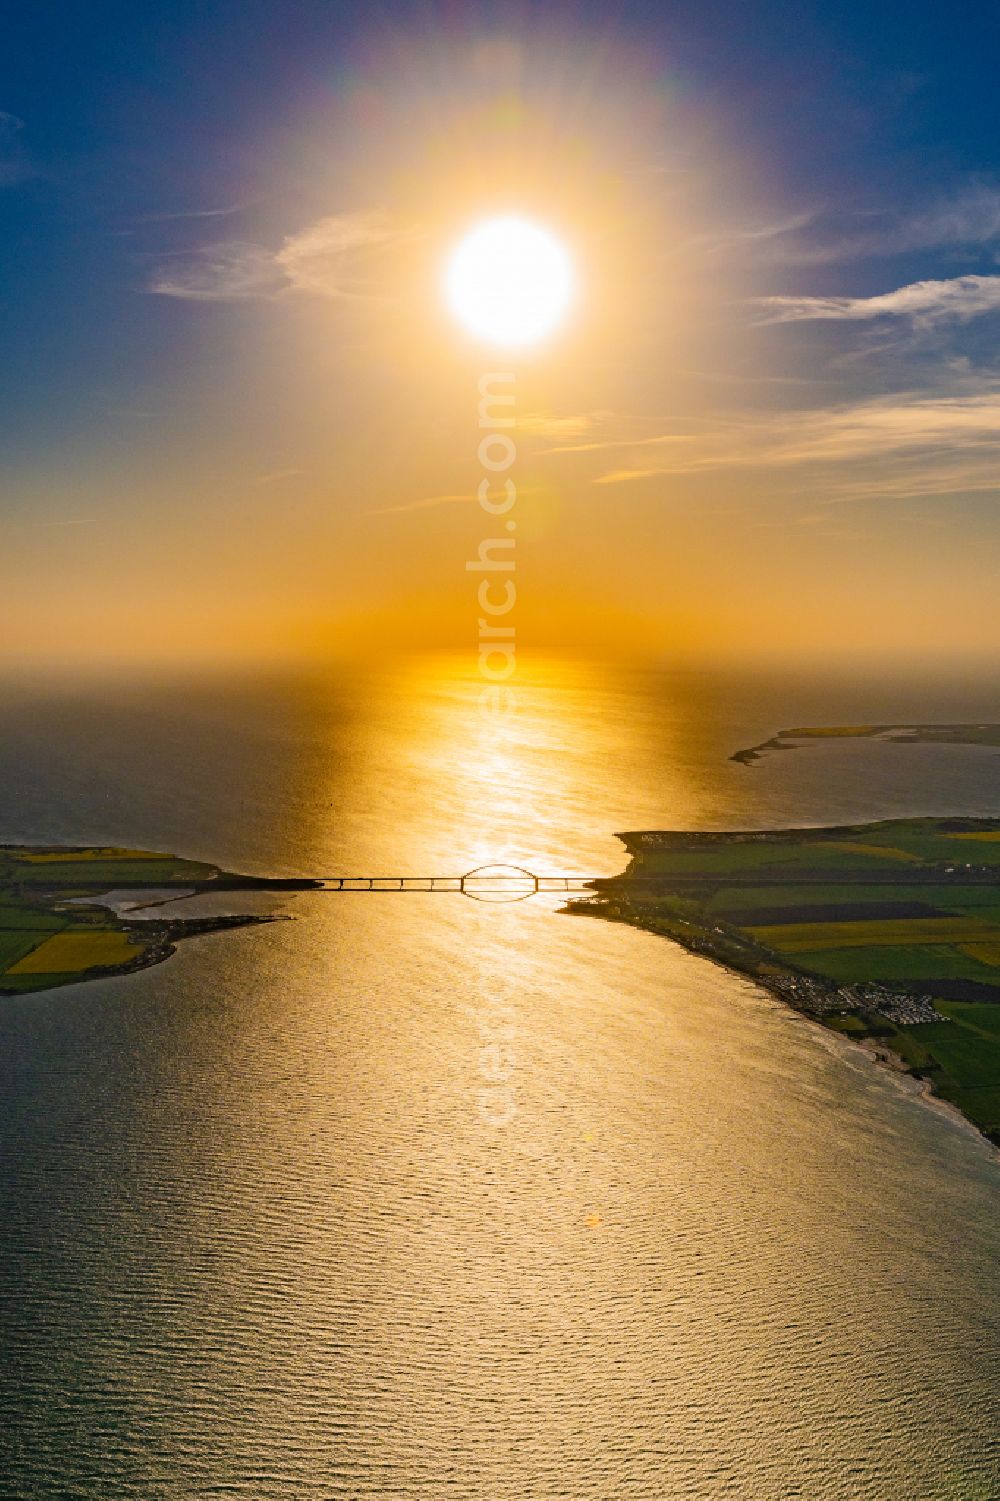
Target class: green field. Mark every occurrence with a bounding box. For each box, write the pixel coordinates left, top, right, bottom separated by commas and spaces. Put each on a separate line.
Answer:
0, 929, 58, 972
751, 916, 1000, 952
0, 844, 217, 993
708, 882, 1000, 919
586, 817, 1000, 1143
788, 944, 1000, 984
901, 1005, 1000, 1133
6, 856, 215, 888
733, 723, 1000, 766
0, 843, 310, 998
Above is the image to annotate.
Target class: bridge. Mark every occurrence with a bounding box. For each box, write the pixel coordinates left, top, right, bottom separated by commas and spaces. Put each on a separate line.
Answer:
316, 864, 600, 902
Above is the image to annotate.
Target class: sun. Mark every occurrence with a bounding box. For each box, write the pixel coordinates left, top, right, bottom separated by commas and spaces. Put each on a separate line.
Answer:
444, 216, 574, 347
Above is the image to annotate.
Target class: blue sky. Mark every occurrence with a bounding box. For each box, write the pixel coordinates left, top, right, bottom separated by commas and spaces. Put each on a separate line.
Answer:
2, 0, 997, 437
2, 0, 999, 664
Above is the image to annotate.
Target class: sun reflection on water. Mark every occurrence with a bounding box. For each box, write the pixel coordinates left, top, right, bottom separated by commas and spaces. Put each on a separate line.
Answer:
294, 654, 710, 881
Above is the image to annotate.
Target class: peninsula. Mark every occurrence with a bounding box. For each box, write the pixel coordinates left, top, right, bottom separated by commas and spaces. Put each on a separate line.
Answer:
575, 817, 1000, 1145
0, 845, 319, 996
732, 723, 1000, 765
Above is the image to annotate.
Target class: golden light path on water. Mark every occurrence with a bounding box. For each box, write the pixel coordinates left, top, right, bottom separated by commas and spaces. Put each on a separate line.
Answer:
1, 656, 1000, 1497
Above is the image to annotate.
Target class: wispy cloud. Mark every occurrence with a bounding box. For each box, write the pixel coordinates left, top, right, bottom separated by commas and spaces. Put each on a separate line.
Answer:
368, 493, 474, 517
716, 182, 1000, 266
565, 389, 1000, 501
815, 186, 1000, 264
753, 274, 1000, 328
545, 424, 704, 458
516, 411, 604, 439
147, 211, 417, 302
252, 467, 303, 487
274, 211, 415, 298
886, 182, 1000, 255
147, 241, 286, 301
370, 477, 558, 517
692, 210, 819, 258
137, 201, 260, 224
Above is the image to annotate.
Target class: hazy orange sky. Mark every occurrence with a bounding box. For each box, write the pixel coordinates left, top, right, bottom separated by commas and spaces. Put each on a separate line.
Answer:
4, 9, 1000, 668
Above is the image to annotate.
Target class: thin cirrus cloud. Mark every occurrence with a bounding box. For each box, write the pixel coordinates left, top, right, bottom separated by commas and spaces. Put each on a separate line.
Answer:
690, 209, 821, 259
136, 201, 260, 224
892, 183, 1000, 252
564, 389, 1000, 499
716, 183, 1000, 266
370, 481, 547, 517
147, 241, 284, 301
368, 493, 475, 517
147, 211, 416, 301
752, 274, 1000, 327
515, 412, 603, 438
251, 467, 303, 487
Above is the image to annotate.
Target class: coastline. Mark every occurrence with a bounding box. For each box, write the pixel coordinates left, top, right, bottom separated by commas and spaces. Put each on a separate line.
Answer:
6, 833, 998, 1150
568, 888, 998, 1150
567, 824, 1000, 1151
731, 722, 1000, 766
0, 844, 320, 999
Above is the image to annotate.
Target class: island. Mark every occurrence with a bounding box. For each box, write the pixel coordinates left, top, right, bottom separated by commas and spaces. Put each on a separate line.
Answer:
732, 723, 1000, 765
0, 845, 319, 996
573, 817, 1000, 1145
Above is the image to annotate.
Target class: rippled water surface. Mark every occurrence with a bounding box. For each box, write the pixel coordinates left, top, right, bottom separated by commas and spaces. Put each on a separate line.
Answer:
2, 659, 999, 1498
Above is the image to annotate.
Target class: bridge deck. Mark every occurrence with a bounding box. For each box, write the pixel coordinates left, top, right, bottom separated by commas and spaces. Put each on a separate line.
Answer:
317, 875, 597, 893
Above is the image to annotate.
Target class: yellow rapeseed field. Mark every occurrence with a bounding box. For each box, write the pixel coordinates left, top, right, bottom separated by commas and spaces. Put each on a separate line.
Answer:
7, 931, 146, 974
822, 841, 922, 863
959, 944, 1000, 967
15, 847, 167, 863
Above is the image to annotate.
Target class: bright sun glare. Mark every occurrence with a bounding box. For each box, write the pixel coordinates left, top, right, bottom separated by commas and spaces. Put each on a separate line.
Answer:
444, 216, 574, 347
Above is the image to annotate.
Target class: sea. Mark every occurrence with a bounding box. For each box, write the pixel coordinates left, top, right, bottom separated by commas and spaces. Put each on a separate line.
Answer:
1, 657, 998, 1499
